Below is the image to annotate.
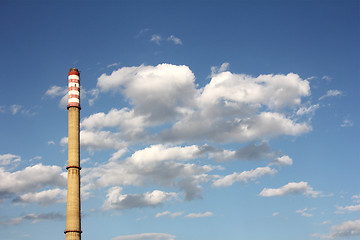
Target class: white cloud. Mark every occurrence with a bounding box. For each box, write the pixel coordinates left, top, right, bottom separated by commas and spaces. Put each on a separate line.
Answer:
94, 64, 312, 144
0, 153, 21, 166
200, 72, 310, 110
210, 62, 230, 76
10, 104, 23, 115
169, 212, 184, 218
0, 212, 64, 225
44, 85, 67, 97
272, 212, 279, 216
296, 208, 314, 217
212, 166, 277, 187
155, 211, 183, 218
97, 64, 197, 124
341, 119, 354, 128
81, 144, 214, 201
313, 219, 360, 239
167, 35, 182, 45
103, 187, 177, 210
150, 34, 162, 45
270, 155, 293, 166
81, 108, 147, 141
107, 62, 121, 68
162, 111, 311, 143
112, 233, 176, 240
185, 211, 213, 218
322, 75, 332, 81
12, 188, 66, 205
336, 204, 360, 214
155, 211, 171, 218
130, 144, 201, 164
47, 141, 55, 145
319, 90, 342, 100
352, 195, 360, 203
296, 104, 319, 116
259, 181, 321, 198
61, 129, 126, 151
0, 164, 66, 200
135, 28, 150, 39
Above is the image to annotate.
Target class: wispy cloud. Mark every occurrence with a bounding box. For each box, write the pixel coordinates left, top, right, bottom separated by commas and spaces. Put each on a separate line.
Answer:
341, 119, 354, 128
0, 153, 21, 166
167, 35, 183, 45
107, 62, 121, 68
296, 207, 315, 217
135, 28, 150, 39
10, 104, 23, 115
150, 34, 162, 45
336, 204, 360, 214
319, 90, 342, 100
155, 211, 183, 218
0, 212, 64, 225
185, 211, 213, 218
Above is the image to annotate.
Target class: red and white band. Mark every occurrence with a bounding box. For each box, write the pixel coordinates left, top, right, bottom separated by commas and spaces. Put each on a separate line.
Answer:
68, 73, 80, 108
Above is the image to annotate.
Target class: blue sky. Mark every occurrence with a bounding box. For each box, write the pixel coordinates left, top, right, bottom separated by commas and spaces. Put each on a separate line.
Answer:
0, 1, 359, 240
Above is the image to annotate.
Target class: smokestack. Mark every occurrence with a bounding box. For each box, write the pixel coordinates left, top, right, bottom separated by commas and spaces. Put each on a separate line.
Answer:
65, 68, 82, 240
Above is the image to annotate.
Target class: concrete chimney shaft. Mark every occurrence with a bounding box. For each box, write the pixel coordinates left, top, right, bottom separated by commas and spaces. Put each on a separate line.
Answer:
65, 68, 82, 240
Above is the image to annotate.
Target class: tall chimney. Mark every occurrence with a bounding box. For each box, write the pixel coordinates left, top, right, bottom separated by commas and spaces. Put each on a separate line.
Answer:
65, 68, 82, 240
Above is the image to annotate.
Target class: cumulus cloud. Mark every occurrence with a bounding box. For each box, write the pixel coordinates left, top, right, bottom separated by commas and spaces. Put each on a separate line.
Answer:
167, 35, 183, 45
93, 64, 312, 145
103, 187, 177, 210
161, 111, 311, 143
61, 130, 126, 151
185, 211, 213, 218
234, 142, 272, 160
82, 144, 214, 201
270, 155, 293, 166
207, 142, 278, 162
259, 181, 321, 198
130, 144, 201, 164
319, 90, 342, 100
199, 72, 310, 110
0, 212, 65, 225
0, 153, 21, 165
12, 188, 66, 205
212, 167, 277, 187
0, 164, 66, 201
112, 233, 176, 240
97, 64, 197, 124
312, 219, 360, 239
